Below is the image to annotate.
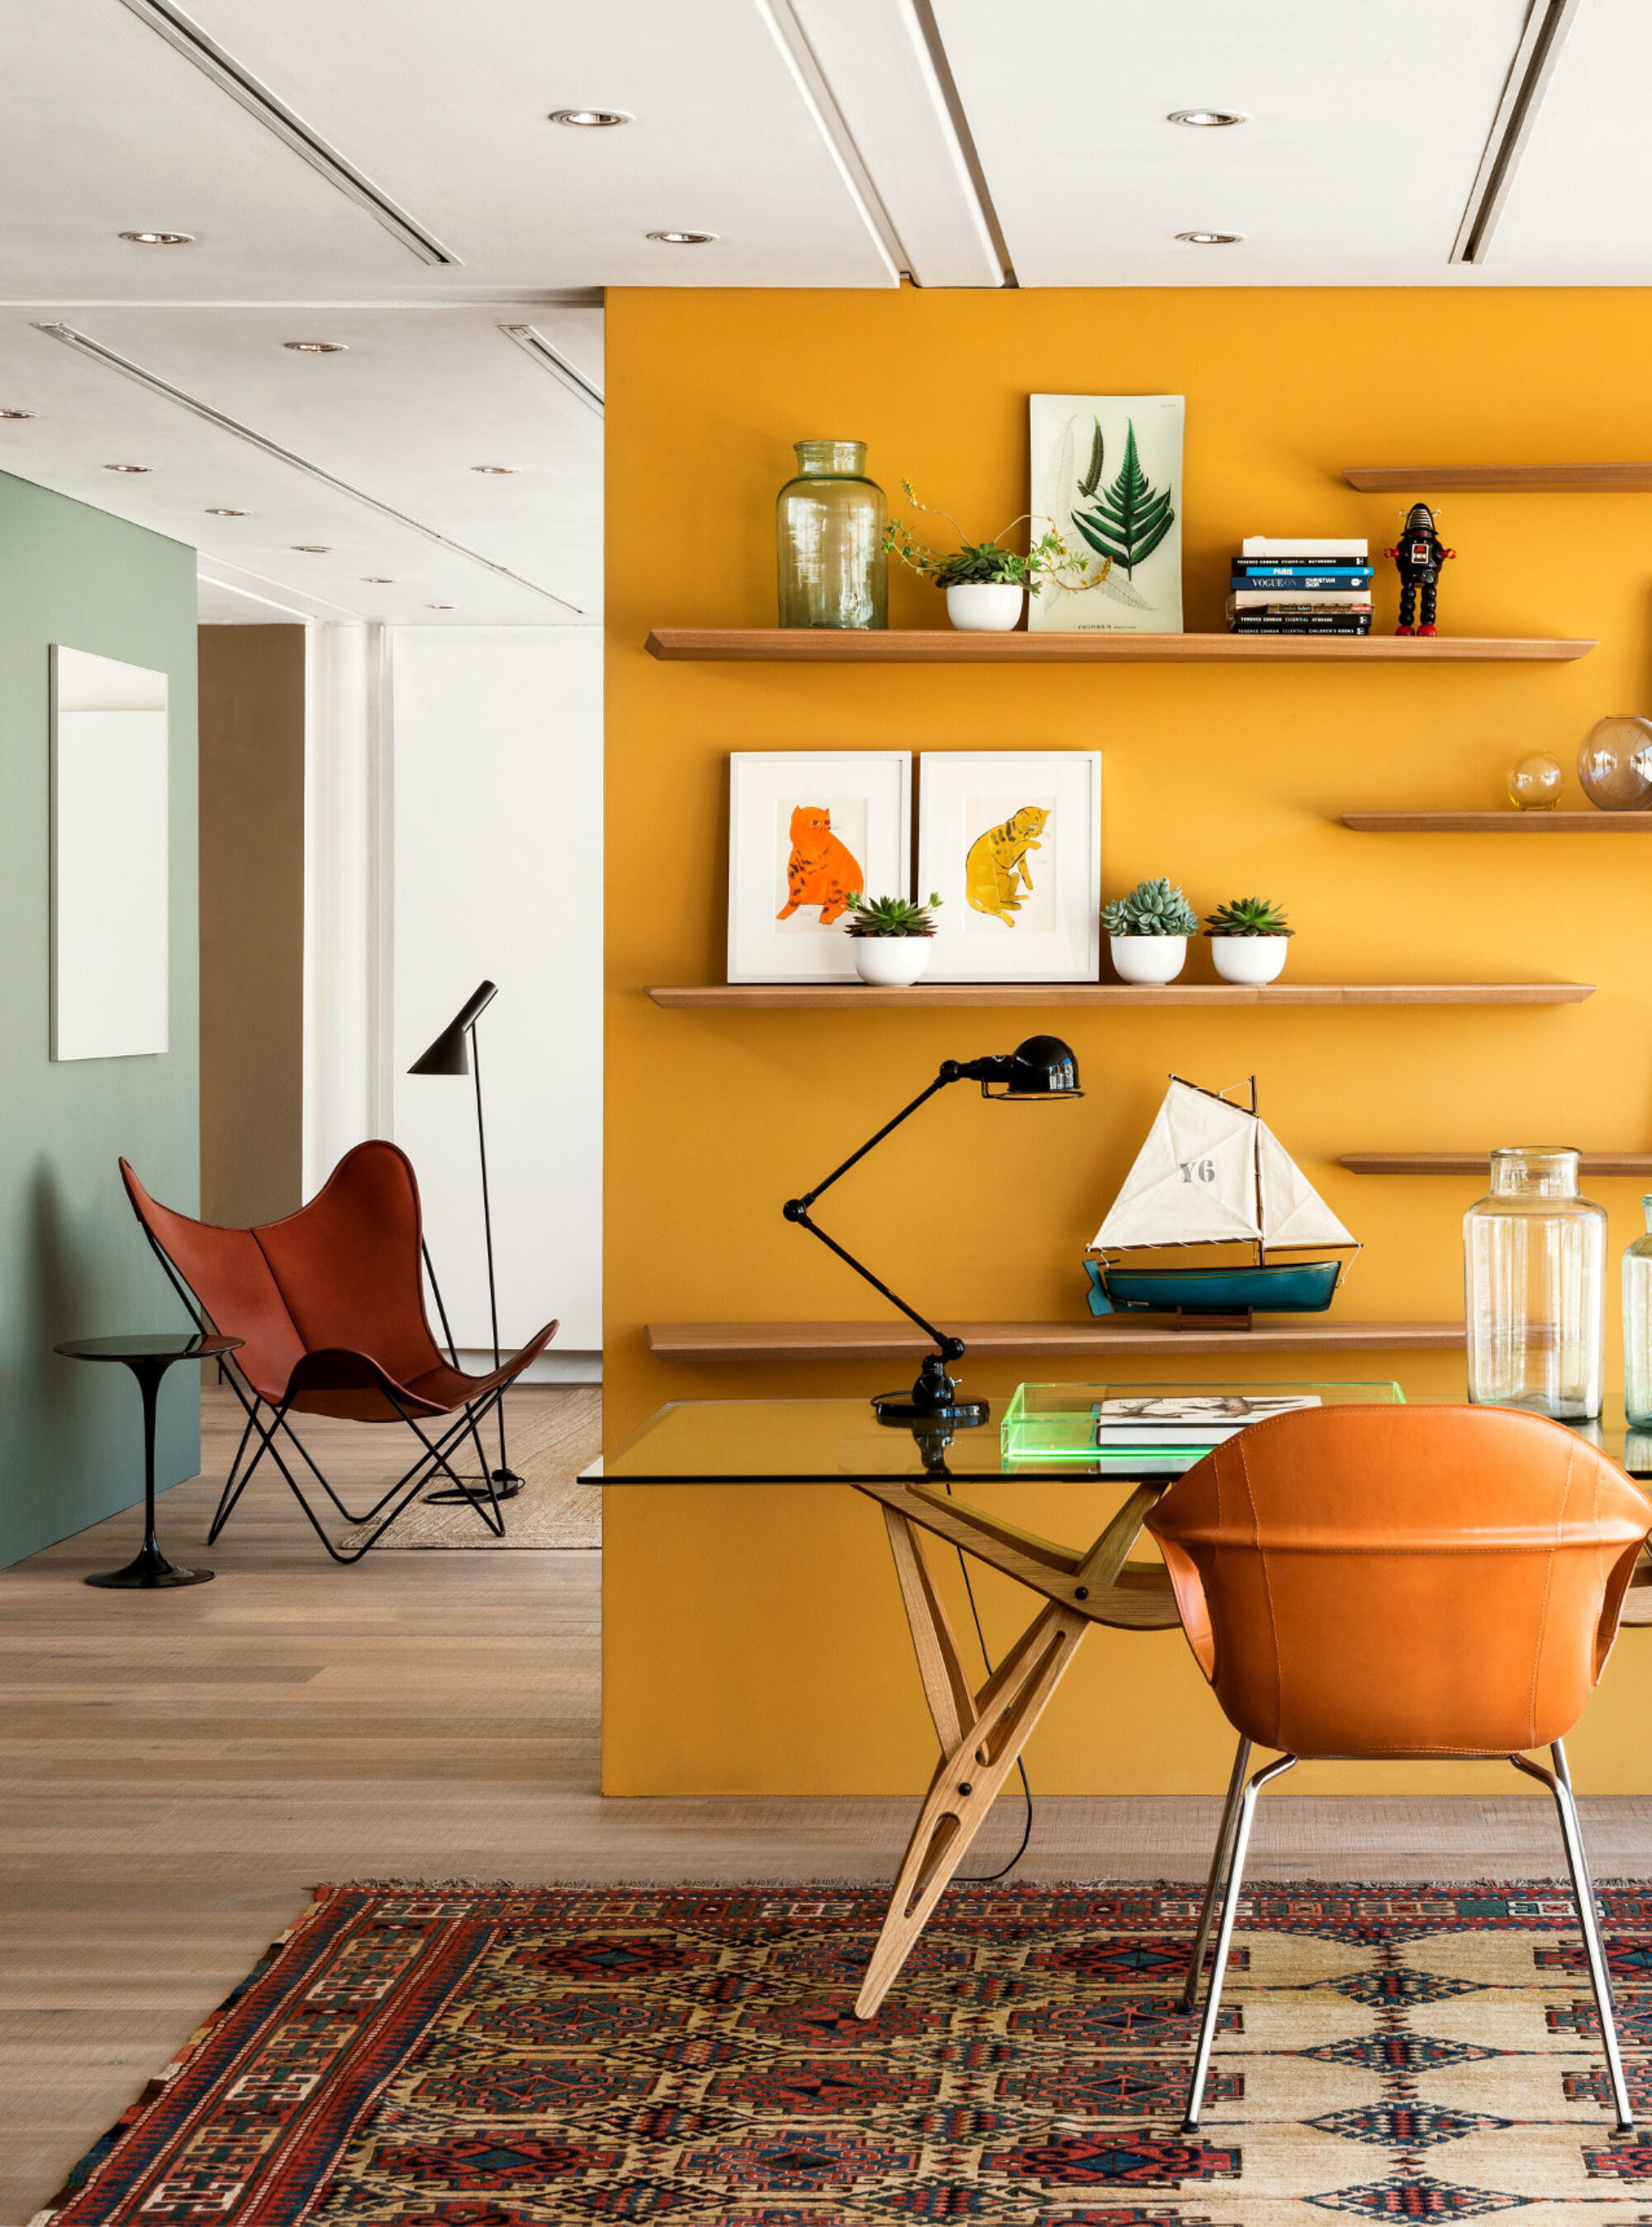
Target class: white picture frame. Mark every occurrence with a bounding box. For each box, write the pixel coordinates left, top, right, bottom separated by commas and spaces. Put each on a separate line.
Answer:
50, 645, 169, 1061
1028, 393, 1184, 634
917, 751, 1101, 983
728, 752, 911, 983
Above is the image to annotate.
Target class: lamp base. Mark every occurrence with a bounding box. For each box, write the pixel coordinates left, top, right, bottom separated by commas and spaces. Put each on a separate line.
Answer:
874, 1389, 989, 1427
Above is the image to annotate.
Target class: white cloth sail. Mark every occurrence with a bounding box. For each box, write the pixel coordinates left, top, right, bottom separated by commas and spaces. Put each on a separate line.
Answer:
1089, 1079, 1355, 1252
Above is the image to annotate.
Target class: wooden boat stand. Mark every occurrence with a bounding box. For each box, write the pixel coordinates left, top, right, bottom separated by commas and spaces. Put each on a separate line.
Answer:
1175, 1306, 1254, 1332
848, 1471, 1181, 2018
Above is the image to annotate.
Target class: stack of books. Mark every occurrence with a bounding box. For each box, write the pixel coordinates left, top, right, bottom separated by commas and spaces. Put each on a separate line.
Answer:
1227, 537, 1373, 636
1092, 1392, 1321, 1452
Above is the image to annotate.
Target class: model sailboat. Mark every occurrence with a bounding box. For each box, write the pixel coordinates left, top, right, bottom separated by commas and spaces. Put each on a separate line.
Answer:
1085, 1076, 1358, 1319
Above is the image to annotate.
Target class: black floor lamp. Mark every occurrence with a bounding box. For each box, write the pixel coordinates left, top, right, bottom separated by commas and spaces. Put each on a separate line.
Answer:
784, 1034, 1083, 1427
409, 980, 524, 1501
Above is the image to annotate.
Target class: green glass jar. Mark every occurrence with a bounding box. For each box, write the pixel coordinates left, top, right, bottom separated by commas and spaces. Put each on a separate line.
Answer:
1625, 1194, 1652, 1427
776, 439, 887, 629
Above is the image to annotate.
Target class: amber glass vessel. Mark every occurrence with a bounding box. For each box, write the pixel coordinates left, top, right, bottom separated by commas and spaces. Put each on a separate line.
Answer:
776, 440, 887, 629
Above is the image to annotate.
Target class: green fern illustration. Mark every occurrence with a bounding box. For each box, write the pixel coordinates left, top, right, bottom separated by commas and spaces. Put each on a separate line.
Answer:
1070, 419, 1175, 577
1077, 418, 1105, 498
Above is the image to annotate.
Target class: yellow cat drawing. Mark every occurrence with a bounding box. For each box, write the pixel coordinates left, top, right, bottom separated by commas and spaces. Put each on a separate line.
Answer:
966, 805, 1049, 925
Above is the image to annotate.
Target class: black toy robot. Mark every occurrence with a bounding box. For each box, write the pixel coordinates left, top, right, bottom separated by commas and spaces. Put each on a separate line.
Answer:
1386, 502, 1455, 636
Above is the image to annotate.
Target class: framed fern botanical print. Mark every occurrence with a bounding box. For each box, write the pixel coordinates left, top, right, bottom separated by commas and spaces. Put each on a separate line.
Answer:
727, 752, 911, 983
916, 751, 1101, 983
1028, 394, 1183, 634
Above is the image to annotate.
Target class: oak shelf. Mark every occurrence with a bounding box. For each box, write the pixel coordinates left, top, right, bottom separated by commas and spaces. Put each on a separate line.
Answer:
644, 627, 1594, 665
1343, 810, 1652, 833
648, 982, 1594, 1011
648, 1318, 1466, 1361
1344, 463, 1652, 493
1343, 1152, 1652, 1176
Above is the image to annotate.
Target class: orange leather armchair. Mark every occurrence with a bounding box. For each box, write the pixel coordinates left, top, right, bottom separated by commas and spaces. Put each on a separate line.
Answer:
1146, 1403, 1652, 2136
121, 1143, 558, 1561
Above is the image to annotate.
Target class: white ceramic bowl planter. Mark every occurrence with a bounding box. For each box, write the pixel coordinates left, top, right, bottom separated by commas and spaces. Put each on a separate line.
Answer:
1211, 937, 1290, 985
1109, 935, 1189, 985
852, 937, 933, 988
946, 582, 1025, 633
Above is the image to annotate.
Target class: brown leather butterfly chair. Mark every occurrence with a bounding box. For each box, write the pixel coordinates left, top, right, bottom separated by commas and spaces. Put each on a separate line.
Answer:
1146, 1403, 1652, 2137
120, 1143, 559, 1562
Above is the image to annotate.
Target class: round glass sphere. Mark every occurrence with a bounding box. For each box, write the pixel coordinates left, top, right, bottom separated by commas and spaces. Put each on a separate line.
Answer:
1507, 752, 1564, 810
1578, 714, 1652, 811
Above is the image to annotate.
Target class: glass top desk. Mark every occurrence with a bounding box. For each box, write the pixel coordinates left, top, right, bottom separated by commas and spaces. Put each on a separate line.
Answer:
588, 1384, 1652, 2020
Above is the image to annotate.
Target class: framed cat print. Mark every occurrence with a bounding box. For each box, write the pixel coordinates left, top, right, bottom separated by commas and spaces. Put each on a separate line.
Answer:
727, 752, 912, 983
916, 752, 1101, 982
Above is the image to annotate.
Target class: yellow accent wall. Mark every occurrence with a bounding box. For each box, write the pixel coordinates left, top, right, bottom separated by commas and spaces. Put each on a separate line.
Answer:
603, 285, 1652, 1798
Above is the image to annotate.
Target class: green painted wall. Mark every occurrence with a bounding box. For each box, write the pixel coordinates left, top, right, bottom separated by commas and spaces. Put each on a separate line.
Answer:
0, 470, 201, 1569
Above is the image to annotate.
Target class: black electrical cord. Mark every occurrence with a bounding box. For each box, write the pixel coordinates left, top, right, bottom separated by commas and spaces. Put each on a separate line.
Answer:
945, 1479, 1033, 1883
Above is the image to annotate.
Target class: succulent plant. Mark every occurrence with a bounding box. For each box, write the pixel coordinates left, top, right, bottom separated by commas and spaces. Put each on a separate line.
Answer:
845, 891, 942, 938
1203, 895, 1293, 938
1103, 876, 1199, 938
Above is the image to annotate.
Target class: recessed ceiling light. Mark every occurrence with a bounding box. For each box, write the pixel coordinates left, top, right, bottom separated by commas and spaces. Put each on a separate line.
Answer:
292, 544, 330, 553
647, 230, 716, 245
283, 340, 347, 353
548, 107, 632, 127
119, 229, 195, 245
205, 506, 246, 516
0, 407, 36, 420
104, 462, 150, 472
1176, 230, 1244, 245
1167, 110, 1246, 128
471, 463, 515, 474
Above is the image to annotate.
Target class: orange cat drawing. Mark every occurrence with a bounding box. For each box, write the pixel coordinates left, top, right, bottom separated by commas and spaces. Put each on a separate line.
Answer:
776, 805, 862, 927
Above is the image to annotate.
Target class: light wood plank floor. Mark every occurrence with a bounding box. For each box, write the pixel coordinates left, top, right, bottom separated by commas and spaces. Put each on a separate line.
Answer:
3, 1385, 1651, 2224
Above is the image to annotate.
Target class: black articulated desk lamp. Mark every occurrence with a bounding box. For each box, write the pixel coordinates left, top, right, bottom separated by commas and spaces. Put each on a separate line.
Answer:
783, 1034, 1083, 1428
408, 980, 523, 1501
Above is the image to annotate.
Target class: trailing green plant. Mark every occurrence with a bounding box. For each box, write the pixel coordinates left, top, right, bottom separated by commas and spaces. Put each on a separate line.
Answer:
1070, 417, 1175, 577
883, 481, 1100, 597
1203, 895, 1294, 938
844, 890, 943, 938
1102, 877, 1199, 938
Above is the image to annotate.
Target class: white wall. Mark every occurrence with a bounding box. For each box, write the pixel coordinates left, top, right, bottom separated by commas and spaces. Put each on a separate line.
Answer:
387, 627, 603, 1365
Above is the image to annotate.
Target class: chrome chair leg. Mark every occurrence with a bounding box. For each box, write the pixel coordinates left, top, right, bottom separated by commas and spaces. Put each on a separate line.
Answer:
1181, 1750, 1296, 2135
1183, 1735, 1253, 2011
1511, 1743, 1634, 2134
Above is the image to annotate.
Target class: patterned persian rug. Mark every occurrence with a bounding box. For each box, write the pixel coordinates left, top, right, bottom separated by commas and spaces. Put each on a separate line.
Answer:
40, 1881, 1652, 2225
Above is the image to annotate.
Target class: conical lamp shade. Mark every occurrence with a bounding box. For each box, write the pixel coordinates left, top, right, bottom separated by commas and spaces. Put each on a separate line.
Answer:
409, 981, 498, 1076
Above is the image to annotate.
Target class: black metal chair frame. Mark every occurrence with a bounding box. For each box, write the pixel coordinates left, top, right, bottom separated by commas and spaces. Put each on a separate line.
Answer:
139, 1225, 510, 1565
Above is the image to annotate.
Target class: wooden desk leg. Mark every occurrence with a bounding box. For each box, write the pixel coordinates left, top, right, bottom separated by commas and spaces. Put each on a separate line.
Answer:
856, 1510, 1088, 2020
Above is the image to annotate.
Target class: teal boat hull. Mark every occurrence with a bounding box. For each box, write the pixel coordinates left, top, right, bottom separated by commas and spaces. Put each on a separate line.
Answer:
1085, 1257, 1343, 1318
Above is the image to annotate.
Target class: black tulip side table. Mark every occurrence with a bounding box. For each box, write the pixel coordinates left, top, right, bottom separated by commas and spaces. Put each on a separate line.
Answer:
55, 1333, 241, 1588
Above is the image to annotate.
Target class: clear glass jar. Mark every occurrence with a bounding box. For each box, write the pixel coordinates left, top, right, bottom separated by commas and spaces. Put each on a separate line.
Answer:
776, 439, 887, 629
1464, 1148, 1606, 1418
1625, 1196, 1652, 1427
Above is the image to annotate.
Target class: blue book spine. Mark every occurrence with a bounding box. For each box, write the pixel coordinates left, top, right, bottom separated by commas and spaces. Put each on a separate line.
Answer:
1232, 566, 1374, 586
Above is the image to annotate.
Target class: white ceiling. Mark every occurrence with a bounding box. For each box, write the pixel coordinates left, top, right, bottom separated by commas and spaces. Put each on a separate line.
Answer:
0, 0, 1639, 623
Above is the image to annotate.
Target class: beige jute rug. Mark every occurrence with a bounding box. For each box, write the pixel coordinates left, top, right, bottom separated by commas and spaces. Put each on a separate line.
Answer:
335, 1385, 601, 1551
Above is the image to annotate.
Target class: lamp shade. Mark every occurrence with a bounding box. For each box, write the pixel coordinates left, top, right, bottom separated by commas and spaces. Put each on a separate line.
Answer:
409, 981, 498, 1076
1001, 1034, 1082, 1098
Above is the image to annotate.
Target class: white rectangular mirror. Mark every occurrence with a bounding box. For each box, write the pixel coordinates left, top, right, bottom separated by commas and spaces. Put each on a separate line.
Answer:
51, 645, 169, 1061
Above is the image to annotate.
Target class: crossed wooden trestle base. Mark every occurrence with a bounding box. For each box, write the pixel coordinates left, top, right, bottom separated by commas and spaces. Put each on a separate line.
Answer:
848, 1474, 1652, 2022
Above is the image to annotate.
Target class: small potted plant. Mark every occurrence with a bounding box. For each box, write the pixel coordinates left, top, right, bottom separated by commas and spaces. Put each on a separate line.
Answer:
845, 891, 942, 987
1204, 895, 1294, 985
1103, 877, 1199, 984
883, 482, 1099, 632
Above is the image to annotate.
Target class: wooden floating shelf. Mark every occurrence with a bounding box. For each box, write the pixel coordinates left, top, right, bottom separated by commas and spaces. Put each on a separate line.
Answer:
1344, 463, 1652, 493
1344, 811, 1652, 833
649, 1319, 1466, 1361
1344, 1152, 1652, 1176
645, 627, 1594, 665
649, 983, 1594, 1011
